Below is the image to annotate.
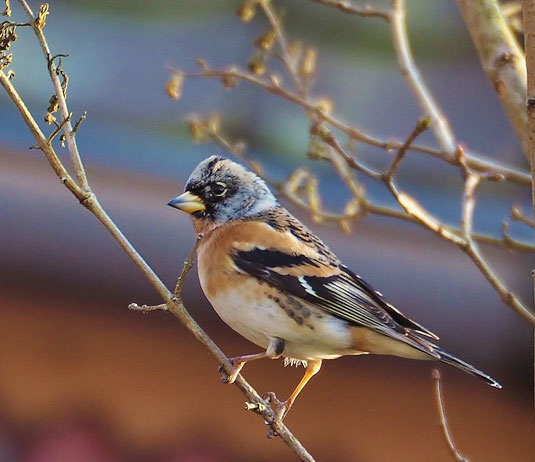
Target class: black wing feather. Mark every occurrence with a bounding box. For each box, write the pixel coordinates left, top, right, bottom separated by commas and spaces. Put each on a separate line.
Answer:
233, 247, 439, 343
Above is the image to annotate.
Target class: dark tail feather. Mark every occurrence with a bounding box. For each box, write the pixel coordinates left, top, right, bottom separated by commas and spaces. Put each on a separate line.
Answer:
436, 348, 501, 389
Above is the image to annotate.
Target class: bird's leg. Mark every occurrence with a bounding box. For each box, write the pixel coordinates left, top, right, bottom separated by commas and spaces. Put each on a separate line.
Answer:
264, 359, 322, 422
222, 337, 284, 384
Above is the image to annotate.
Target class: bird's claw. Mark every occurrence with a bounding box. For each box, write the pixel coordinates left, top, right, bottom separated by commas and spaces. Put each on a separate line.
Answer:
219, 358, 244, 384
262, 391, 289, 422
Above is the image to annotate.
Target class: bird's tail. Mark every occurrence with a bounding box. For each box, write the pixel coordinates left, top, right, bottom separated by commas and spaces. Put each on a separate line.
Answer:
435, 347, 501, 389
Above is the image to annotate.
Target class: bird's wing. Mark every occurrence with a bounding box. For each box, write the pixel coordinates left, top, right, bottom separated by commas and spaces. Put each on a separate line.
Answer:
232, 208, 439, 344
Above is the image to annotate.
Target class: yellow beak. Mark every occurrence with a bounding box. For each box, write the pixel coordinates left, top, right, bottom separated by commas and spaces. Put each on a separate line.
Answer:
167, 191, 206, 214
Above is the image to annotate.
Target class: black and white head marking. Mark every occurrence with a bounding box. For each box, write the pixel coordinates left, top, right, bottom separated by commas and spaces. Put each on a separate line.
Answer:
185, 155, 278, 223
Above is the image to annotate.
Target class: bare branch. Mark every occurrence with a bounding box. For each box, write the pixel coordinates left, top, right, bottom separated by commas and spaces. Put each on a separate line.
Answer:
17, 0, 90, 191
173, 233, 202, 297
390, 0, 456, 154
385, 117, 431, 181
0, 69, 84, 201
511, 204, 535, 228
258, 0, 303, 93
129, 303, 168, 313
432, 370, 470, 462
309, 0, 390, 19
461, 174, 481, 239
457, 0, 528, 157
182, 66, 531, 185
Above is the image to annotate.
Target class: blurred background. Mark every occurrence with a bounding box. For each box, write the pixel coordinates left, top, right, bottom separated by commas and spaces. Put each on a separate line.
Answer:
1, 0, 534, 460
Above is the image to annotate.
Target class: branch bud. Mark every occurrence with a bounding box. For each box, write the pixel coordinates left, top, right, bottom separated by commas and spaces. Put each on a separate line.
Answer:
300, 47, 317, 78
254, 29, 276, 52
314, 97, 334, 115
165, 71, 184, 100
248, 52, 267, 76
221, 67, 238, 89
237, 0, 257, 22
188, 119, 207, 143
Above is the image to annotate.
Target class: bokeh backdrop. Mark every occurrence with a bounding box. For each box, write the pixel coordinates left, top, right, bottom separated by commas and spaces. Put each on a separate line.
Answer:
1, 0, 534, 461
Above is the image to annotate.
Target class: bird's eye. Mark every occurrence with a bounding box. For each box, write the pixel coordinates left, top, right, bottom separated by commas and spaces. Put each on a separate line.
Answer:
212, 182, 227, 196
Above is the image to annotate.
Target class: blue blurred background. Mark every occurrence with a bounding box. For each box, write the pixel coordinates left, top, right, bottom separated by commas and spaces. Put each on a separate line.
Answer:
1, 1, 533, 461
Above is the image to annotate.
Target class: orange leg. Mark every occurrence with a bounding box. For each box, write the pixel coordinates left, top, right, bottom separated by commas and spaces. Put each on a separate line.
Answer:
223, 337, 285, 384
224, 352, 268, 384
265, 359, 322, 421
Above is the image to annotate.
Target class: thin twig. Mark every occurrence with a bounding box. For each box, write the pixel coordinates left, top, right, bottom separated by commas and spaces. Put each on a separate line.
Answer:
310, 0, 458, 154
182, 67, 531, 185
432, 370, 470, 462
173, 233, 202, 297
390, 0, 456, 154
461, 174, 481, 239
46, 112, 71, 144
17, 0, 90, 191
259, 0, 303, 94
511, 204, 535, 228
385, 117, 431, 180
0, 70, 84, 200
308, 0, 390, 19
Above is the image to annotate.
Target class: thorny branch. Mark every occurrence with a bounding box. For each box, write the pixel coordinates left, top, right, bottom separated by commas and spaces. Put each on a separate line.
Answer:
1, 1, 316, 461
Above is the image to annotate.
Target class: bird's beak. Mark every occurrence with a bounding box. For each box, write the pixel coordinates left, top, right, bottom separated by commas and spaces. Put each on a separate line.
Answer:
167, 191, 206, 214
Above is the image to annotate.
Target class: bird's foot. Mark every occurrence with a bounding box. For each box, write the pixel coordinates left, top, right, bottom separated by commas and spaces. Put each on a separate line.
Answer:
218, 357, 245, 384
262, 391, 290, 422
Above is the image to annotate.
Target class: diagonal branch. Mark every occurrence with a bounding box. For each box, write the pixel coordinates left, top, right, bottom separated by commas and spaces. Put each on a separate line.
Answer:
457, 0, 528, 158
390, 0, 457, 154
18, 0, 90, 191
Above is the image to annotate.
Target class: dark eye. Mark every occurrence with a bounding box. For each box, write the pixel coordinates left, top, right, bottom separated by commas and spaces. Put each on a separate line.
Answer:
212, 182, 227, 197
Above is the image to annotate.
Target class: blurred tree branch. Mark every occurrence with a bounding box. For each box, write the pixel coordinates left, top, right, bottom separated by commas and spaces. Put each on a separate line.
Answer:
521, 0, 535, 415
0, 1, 316, 460
432, 370, 469, 462
457, 0, 528, 158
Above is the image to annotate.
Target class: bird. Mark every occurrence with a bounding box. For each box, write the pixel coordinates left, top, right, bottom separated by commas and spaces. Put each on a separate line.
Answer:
168, 155, 501, 421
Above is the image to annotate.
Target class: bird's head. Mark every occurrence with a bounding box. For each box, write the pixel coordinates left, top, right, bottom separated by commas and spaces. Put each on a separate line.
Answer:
168, 156, 278, 228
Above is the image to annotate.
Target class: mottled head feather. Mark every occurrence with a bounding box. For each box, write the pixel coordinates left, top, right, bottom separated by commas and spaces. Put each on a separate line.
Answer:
184, 155, 278, 224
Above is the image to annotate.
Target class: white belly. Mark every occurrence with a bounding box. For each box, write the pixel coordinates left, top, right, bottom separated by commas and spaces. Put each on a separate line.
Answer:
201, 276, 354, 361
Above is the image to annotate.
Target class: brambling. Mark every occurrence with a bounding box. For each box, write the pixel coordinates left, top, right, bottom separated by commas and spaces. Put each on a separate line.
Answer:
168, 156, 501, 421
